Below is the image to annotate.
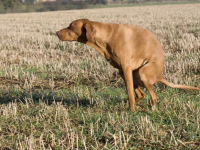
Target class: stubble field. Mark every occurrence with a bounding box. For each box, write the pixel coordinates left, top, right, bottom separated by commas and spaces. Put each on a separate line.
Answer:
0, 4, 200, 149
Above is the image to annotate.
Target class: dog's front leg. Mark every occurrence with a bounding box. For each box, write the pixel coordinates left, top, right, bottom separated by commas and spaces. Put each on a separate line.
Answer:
122, 65, 135, 111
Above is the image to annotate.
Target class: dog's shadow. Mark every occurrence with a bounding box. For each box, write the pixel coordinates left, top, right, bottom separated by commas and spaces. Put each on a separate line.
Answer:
0, 87, 129, 110
1, 84, 193, 111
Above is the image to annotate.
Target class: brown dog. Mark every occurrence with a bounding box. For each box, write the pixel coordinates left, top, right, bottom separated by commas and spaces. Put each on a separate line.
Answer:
56, 19, 200, 111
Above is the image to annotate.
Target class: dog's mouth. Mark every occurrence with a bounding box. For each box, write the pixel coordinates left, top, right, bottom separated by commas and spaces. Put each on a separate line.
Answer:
56, 31, 74, 42
56, 31, 62, 40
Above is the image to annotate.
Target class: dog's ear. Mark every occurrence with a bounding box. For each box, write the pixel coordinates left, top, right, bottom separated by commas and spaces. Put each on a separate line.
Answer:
83, 23, 96, 43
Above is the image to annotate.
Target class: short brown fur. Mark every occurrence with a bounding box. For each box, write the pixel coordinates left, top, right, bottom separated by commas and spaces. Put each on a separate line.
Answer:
56, 19, 200, 111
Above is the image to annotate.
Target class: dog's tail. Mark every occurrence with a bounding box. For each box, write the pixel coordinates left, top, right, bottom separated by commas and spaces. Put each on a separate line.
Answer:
158, 78, 200, 91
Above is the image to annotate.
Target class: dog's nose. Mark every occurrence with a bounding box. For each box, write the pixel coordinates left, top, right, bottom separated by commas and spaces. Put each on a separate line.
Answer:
56, 31, 60, 37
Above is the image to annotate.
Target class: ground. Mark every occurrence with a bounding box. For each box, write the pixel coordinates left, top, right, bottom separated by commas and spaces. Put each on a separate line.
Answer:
0, 4, 200, 149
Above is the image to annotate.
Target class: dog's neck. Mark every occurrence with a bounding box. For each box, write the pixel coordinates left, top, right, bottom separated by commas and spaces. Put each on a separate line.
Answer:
85, 22, 114, 61
92, 21, 114, 43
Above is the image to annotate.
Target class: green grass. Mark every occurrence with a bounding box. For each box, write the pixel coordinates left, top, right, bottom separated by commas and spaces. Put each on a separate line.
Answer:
0, 85, 199, 149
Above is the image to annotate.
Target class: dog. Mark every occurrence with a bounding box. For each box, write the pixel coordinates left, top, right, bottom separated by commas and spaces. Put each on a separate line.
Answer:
56, 19, 200, 111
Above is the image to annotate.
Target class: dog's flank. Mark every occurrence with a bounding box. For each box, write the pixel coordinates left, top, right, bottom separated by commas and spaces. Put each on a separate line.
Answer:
56, 19, 200, 111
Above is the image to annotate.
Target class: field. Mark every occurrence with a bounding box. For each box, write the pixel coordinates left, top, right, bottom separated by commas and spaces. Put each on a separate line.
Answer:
0, 4, 200, 149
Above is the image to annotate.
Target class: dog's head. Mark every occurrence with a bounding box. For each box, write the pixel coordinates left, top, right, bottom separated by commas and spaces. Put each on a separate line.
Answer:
56, 19, 96, 43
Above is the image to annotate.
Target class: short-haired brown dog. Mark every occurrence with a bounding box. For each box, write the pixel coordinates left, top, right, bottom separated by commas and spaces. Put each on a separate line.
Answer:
56, 19, 200, 111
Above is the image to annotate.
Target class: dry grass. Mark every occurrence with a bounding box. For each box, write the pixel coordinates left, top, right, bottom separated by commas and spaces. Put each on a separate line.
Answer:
0, 4, 200, 149
0, 4, 199, 87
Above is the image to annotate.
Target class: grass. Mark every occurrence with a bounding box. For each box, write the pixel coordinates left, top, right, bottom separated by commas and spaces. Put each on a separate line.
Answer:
0, 86, 200, 149
0, 3, 200, 150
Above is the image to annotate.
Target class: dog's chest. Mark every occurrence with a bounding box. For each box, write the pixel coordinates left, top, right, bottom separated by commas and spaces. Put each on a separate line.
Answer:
107, 59, 120, 69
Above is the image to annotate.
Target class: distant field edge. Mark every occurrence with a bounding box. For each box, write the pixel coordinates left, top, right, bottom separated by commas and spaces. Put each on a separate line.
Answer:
89, 1, 200, 9
1, 1, 200, 14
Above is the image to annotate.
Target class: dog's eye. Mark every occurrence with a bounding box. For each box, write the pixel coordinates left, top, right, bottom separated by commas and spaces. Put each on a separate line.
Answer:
68, 23, 73, 30
68, 26, 71, 30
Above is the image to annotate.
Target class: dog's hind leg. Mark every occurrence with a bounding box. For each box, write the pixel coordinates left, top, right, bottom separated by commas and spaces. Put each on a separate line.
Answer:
138, 62, 162, 105
143, 81, 157, 105
134, 85, 145, 103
